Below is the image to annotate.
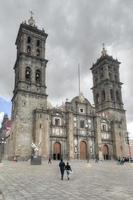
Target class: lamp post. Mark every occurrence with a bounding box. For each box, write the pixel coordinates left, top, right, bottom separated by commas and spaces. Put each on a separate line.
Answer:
126, 132, 131, 163
85, 124, 90, 163
0, 137, 6, 163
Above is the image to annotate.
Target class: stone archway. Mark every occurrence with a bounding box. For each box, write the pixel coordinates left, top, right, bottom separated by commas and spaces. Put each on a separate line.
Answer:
80, 141, 87, 160
102, 144, 109, 160
53, 142, 61, 160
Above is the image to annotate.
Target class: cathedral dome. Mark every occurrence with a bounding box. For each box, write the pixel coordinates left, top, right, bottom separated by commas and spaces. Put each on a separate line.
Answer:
71, 93, 91, 106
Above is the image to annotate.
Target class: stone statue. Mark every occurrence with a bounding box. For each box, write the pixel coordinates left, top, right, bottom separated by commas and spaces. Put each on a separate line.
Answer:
31, 142, 41, 157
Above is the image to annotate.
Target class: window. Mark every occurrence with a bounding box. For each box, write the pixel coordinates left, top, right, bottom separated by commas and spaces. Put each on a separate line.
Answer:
35, 69, 41, 84
80, 120, 85, 128
36, 40, 40, 47
25, 67, 31, 81
115, 75, 118, 82
96, 93, 99, 104
80, 108, 84, 113
36, 48, 40, 56
110, 89, 114, 100
27, 36, 31, 44
27, 46, 31, 54
116, 91, 120, 102
40, 124, 42, 129
102, 90, 105, 101
102, 124, 106, 131
55, 118, 60, 126
108, 66, 111, 70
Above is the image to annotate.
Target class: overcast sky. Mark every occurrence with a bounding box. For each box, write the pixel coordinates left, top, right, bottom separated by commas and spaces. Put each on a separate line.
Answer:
0, 0, 133, 138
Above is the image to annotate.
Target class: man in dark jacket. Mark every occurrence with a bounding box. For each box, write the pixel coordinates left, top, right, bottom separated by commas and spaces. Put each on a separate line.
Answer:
59, 159, 65, 180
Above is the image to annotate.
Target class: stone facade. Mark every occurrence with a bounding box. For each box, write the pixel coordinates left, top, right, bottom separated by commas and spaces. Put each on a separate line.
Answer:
7, 18, 129, 161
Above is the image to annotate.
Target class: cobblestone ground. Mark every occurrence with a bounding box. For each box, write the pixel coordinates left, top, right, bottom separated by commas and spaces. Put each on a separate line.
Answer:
0, 160, 133, 200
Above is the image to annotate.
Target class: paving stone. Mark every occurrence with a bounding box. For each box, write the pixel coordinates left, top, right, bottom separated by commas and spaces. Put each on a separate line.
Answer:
0, 160, 133, 200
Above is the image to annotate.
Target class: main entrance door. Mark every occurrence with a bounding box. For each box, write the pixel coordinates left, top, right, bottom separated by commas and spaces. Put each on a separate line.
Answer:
53, 142, 61, 160
102, 144, 109, 160
80, 141, 87, 160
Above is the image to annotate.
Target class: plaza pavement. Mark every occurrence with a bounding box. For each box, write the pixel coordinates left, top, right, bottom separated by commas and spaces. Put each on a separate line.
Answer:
0, 160, 133, 200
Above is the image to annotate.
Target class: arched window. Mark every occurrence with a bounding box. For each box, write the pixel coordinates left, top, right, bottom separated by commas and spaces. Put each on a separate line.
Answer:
36, 40, 40, 47
27, 36, 31, 44
55, 118, 60, 126
25, 67, 31, 81
96, 93, 99, 104
116, 91, 120, 102
110, 89, 114, 100
36, 48, 40, 56
35, 69, 41, 84
27, 46, 31, 54
102, 90, 105, 101
115, 75, 117, 82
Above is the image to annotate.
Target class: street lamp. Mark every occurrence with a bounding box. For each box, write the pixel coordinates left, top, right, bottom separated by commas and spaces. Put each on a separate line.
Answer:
0, 137, 6, 163
85, 124, 90, 163
126, 132, 131, 163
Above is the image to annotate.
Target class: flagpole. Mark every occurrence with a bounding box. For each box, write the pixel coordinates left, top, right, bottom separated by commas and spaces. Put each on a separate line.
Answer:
78, 64, 80, 96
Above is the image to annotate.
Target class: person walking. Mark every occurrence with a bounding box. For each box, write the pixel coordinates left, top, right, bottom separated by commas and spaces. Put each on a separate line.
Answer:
48, 157, 52, 164
65, 162, 72, 180
59, 159, 65, 180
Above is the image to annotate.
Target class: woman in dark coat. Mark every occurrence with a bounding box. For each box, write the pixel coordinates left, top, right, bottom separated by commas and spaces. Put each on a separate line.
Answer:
65, 162, 72, 180
59, 159, 65, 180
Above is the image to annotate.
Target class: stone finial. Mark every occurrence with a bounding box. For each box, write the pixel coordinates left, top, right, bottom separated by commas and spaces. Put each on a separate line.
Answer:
101, 43, 107, 56
28, 11, 35, 26
79, 92, 85, 102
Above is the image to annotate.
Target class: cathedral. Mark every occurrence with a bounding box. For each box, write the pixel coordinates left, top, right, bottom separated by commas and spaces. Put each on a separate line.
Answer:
7, 16, 129, 161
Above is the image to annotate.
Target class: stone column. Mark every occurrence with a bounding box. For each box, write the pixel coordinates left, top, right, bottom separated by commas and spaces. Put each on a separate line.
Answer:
94, 115, 103, 160
66, 112, 74, 159
41, 112, 49, 159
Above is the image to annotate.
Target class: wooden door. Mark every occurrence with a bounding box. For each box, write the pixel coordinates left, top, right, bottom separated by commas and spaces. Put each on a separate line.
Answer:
80, 141, 87, 160
102, 144, 109, 160
53, 142, 61, 160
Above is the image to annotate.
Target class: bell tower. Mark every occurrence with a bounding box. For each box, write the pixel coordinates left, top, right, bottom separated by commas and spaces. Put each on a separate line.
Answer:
11, 15, 48, 160
91, 44, 123, 112
91, 45, 129, 159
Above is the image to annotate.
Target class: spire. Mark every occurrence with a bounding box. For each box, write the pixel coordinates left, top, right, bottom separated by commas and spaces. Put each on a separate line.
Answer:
101, 43, 107, 57
28, 11, 35, 26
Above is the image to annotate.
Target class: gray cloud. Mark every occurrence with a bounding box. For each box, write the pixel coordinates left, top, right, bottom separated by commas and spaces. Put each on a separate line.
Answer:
0, 0, 133, 135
